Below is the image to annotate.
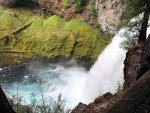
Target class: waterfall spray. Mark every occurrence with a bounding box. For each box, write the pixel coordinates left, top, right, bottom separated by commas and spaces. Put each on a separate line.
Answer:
3, 20, 150, 108
82, 29, 127, 104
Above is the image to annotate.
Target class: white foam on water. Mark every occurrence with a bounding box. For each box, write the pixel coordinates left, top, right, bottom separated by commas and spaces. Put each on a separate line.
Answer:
2, 16, 150, 109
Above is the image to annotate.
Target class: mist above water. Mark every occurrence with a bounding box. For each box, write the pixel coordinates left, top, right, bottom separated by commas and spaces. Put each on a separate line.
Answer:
0, 28, 128, 109
83, 29, 127, 103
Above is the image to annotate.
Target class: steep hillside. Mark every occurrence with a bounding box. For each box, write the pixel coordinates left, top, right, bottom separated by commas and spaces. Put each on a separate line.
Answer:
0, 6, 111, 67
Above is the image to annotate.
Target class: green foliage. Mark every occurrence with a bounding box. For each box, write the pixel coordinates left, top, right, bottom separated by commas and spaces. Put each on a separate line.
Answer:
116, 82, 123, 92
119, 14, 142, 50
7, 79, 70, 113
73, 0, 86, 13
117, 0, 147, 29
120, 29, 139, 50
94, 24, 100, 28
116, 19, 130, 30
124, 0, 147, 19
63, 0, 71, 8
118, 0, 150, 46
88, 2, 97, 16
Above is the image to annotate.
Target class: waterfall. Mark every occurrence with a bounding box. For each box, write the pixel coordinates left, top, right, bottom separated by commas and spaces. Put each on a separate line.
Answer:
3, 21, 150, 109
82, 29, 126, 103
0, 29, 127, 109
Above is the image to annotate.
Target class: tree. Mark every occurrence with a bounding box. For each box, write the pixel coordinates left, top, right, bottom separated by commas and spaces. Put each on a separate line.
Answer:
121, 0, 150, 44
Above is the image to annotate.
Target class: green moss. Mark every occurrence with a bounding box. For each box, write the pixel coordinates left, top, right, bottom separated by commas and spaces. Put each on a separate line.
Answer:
63, 0, 71, 7
0, 10, 24, 36
11, 7, 38, 22
30, 18, 43, 30
63, 19, 99, 37
0, 52, 33, 67
0, 7, 111, 66
43, 15, 66, 30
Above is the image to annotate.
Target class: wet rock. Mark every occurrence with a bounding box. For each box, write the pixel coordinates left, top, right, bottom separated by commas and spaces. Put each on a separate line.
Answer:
71, 103, 87, 113
106, 69, 150, 113
71, 92, 124, 113
123, 44, 143, 90
137, 35, 150, 80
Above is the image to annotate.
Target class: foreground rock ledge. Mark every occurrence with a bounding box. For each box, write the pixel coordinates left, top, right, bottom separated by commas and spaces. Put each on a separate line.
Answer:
72, 69, 150, 113
0, 87, 15, 113
106, 69, 150, 113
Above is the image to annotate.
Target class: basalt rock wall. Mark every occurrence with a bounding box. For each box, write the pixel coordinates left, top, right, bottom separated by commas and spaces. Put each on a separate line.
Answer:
95, 0, 124, 35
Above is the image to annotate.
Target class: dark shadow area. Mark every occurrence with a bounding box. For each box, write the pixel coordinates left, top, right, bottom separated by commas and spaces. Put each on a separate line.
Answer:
2, 0, 40, 9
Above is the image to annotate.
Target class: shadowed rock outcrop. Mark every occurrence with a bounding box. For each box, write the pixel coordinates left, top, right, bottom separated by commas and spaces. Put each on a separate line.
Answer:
137, 35, 150, 80
106, 69, 150, 113
71, 92, 124, 113
0, 86, 16, 113
123, 44, 143, 90
0, 0, 39, 7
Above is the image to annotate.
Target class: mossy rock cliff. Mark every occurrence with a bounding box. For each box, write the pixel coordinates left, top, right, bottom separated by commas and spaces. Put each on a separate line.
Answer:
0, 6, 111, 67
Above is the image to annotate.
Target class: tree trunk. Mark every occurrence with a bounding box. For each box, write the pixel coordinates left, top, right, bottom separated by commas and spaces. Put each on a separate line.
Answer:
0, 86, 16, 113
138, 4, 150, 44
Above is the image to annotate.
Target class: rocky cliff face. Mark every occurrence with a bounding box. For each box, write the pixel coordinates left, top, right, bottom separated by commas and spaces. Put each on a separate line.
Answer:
72, 35, 150, 113
123, 44, 143, 90
136, 35, 150, 79
71, 92, 124, 113
95, 0, 124, 35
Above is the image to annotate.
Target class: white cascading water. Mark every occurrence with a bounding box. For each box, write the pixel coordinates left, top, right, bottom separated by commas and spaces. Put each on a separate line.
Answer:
82, 29, 126, 103
1, 28, 127, 109
1, 17, 149, 109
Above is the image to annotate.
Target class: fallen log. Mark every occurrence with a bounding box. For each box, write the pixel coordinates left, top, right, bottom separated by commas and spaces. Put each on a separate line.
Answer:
0, 21, 32, 41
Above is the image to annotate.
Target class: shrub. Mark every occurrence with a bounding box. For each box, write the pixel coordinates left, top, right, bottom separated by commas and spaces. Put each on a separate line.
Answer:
88, 4, 97, 16
116, 82, 123, 92
120, 31, 138, 50
73, 0, 86, 13
63, 0, 71, 8
7, 79, 70, 113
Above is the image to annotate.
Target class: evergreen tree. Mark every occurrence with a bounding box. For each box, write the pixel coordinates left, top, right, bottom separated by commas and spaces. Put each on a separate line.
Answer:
122, 0, 150, 44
